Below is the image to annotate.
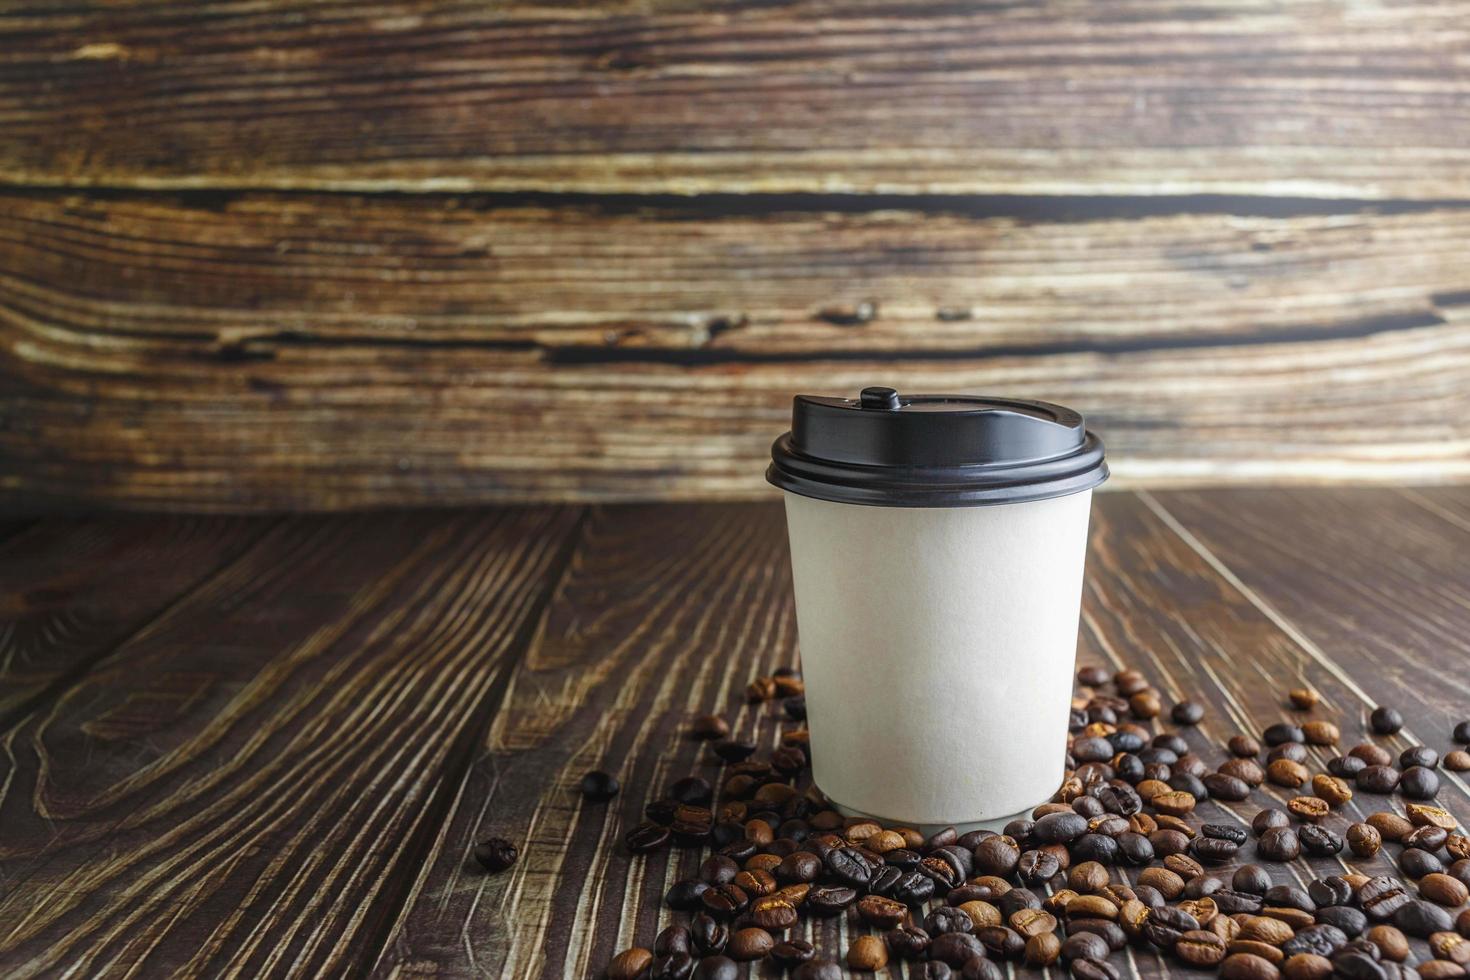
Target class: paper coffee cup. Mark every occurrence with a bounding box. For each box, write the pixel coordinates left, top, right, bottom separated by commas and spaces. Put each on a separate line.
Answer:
767, 387, 1107, 830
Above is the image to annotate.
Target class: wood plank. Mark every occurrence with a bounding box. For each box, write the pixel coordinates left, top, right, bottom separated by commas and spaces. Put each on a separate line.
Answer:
373, 493, 1470, 978
1151, 487, 1470, 747
0, 515, 271, 719
2, 1, 1469, 197
4, 191, 1469, 512
371, 502, 802, 978
0, 507, 581, 978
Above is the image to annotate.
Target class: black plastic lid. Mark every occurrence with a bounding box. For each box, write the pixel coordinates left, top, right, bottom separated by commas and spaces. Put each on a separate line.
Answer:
767, 387, 1107, 507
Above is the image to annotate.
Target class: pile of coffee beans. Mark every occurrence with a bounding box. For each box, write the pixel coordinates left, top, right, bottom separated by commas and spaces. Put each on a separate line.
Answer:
481, 664, 1470, 979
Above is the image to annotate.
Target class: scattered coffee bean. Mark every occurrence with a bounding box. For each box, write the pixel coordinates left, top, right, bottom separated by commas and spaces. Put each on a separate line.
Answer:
845, 934, 887, 971
1268, 759, 1310, 788
1328, 755, 1367, 778
745, 677, 777, 703
1173, 701, 1205, 725
608, 947, 654, 980
1402, 746, 1441, 769
472, 837, 518, 872
1402, 766, 1442, 800
691, 713, 729, 740
1358, 765, 1401, 794
1344, 821, 1379, 858
1371, 707, 1404, 734
1180, 929, 1230, 967
1264, 723, 1306, 746
1288, 795, 1330, 821
1269, 742, 1309, 764
728, 926, 773, 961
1258, 827, 1302, 862
1253, 808, 1291, 836
1423, 873, 1470, 907
1448, 751, 1470, 772
1302, 720, 1339, 745
712, 739, 756, 763
1312, 773, 1352, 806
1396, 899, 1455, 938
692, 956, 737, 980
1300, 825, 1344, 857
1078, 665, 1111, 687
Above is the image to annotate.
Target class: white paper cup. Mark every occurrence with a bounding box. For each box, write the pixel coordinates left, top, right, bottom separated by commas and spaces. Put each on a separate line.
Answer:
768, 388, 1107, 831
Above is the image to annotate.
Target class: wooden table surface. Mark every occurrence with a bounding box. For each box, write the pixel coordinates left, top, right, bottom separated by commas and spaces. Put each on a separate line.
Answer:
1, 487, 1468, 978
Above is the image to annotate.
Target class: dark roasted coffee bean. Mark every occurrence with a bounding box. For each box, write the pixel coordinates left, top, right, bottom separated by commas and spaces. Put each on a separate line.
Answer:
1169, 772, 1209, 800
1203, 824, 1250, 845
1270, 742, 1310, 764
1282, 924, 1347, 958
1371, 707, 1404, 734
1300, 825, 1344, 857
805, 884, 857, 916
825, 846, 874, 888
959, 957, 1002, 980
1111, 729, 1147, 752
1184, 874, 1224, 899
1035, 811, 1088, 844
666, 879, 709, 910
690, 913, 729, 956
1062, 931, 1111, 961
928, 933, 986, 967
1149, 829, 1190, 857
781, 696, 806, 720
1095, 784, 1142, 816
670, 804, 713, 840
1071, 959, 1121, 980
1405, 824, 1450, 850
972, 836, 1020, 877
1089, 813, 1129, 837
1018, 848, 1060, 884
1401, 746, 1440, 769
1254, 808, 1291, 836
1071, 833, 1120, 865
884, 847, 921, 869
1172, 700, 1205, 725
884, 925, 931, 960
1234, 864, 1273, 895
1310, 877, 1356, 908
1204, 772, 1253, 801
977, 926, 1026, 961
1402, 848, 1445, 879
655, 925, 692, 957
1402, 766, 1442, 800
1215, 889, 1266, 914
699, 855, 739, 885
776, 850, 821, 883
713, 739, 756, 763
579, 769, 620, 802
649, 952, 695, 980
1360, 877, 1412, 921
1078, 664, 1111, 686
1114, 753, 1145, 784
1003, 818, 1035, 842
867, 865, 903, 897
1329, 755, 1368, 778
1265, 722, 1306, 745
472, 837, 518, 872
664, 776, 708, 806
1073, 736, 1114, 763
1316, 905, 1367, 937
1259, 826, 1302, 861
925, 905, 976, 936
1144, 905, 1200, 947
1331, 952, 1386, 980
998, 887, 1042, 920
893, 869, 936, 905
1266, 883, 1316, 912
701, 883, 749, 918
1394, 899, 1454, 937
1117, 831, 1155, 866
1359, 766, 1401, 794
1192, 836, 1240, 864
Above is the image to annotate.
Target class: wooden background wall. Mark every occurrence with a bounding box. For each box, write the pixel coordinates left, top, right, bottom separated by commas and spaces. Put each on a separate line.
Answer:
2, 0, 1469, 512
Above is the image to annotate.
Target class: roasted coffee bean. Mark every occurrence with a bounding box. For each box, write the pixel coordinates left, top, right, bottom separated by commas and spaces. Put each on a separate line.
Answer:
959, 958, 1003, 980
690, 913, 729, 956
1265, 723, 1306, 746
1072, 833, 1121, 865
1361, 877, 1413, 921
666, 879, 709, 910
472, 837, 518, 872
777, 850, 821, 883
667, 775, 710, 805
1149, 828, 1191, 857
1266, 882, 1316, 912
608, 947, 655, 980
824, 846, 873, 888
1367, 925, 1410, 961
997, 886, 1041, 919
1312, 773, 1353, 806
1179, 929, 1229, 966
1199, 772, 1250, 801
884, 847, 921, 869
1403, 766, 1442, 800
692, 956, 738, 980
976, 925, 1026, 961
699, 855, 738, 885
1096, 784, 1143, 816
792, 960, 842, 980
1138, 866, 1186, 899
1117, 831, 1155, 865
1369, 707, 1404, 734
1396, 899, 1455, 938
1282, 953, 1333, 980
1316, 906, 1367, 937
781, 696, 806, 721
1071, 919, 1128, 951
1267, 759, 1310, 788
1078, 665, 1111, 686
1359, 766, 1401, 794
1222, 758, 1268, 787
701, 883, 750, 918
1449, 751, 1470, 772
893, 869, 936, 905
1270, 742, 1310, 764
1302, 721, 1339, 746
1235, 864, 1273, 895
655, 925, 692, 957
1144, 905, 1201, 948
973, 836, 1020, 877
1088, 813, 1129, 837
713, 739, 757, 763
1035, 810, 1089, 844
1300, 826, 1344, 857
1193, 836, 1241, 864
749, 895, 799, 931
649, 952, 695, 980
1352, 743, 1395, 766
1402, 848, 1446, 880
1073, 736, 1115, 763
1217, 889, 1267, 914
1010, 907, 1057, 938
1254, 808, 1291, 836
845, 934, 887, 971
1072, 959, 1122, 980
926, 905, 976, 936
1017, 848, 1060, 884
883, 925, 930, 961
1423, 873, 1470, 907
1070, 860, 1111, 893
1222, 953, 1281, 980
1204, 824, 1250, 846
928, 933, 986, 968
806, 884, 857, 916
1259, 827, 1302, 862
1062, 931, 1112, 961
1348, 822, 1383, 858
1406, 825, 1451, 851
691, 713, 730, 740
728, 927, 773, 961
1430, 932, 1470, 965
1281, 924, 1347, 958
1309, 877, 1355, 908
1329, 755, 1368, 778
1402, 746, 1441, 769
1025, 931, 1063, 967
1172, 700, 1205, 725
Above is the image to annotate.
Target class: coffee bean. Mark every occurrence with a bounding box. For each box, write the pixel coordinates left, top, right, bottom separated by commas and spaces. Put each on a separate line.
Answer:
1035, 810, 1088, 844
1402, 746, 1441, 769
844, 934, 886, 972
1259, 827, 1302, 861
1371, 707, 1404, 734
1283, 924, 1348, 958
1025, 930, 1062, 967
1402, 848, 1446, 880
1117, 831, 1155, 866
1406, 825, 1450, 851
1397, 899, 1455, 937
1017, 848, 1060, 884
1449, 751, 1470, 772
1423, 873, 1470, 907
1268, 759, 1311, 788
927, 933, 985, 968
1264, 723, 1306, 746
1072, 959, 1122, 980
1223, 952, 1282, 980
1316, 905, 1367, 937
1178, 929, 1229, 966
1369, 811, 1415, 840
1288, 796, 1330, 822
1253, 808, 1291, 836
792, 960, 842, 980
1328, 755, 1367, 778
1358, 766, 1401, 794
649, 952, 695, 980
1078, 664, 1111, 686
692, 956, 738, 980
608, 947, 654, 980
893, 870, 936, 905
1282, 953, 1333, 980
690, 913, 729, 956
1062, 930, 1111, 961
1216, 890, 1266, 915
1070, 860, 1111, 893
1172, 700, 1205, 725
1301, 826, 1344, 857
713, 739, 756, 763
1234, 864, 1273, 895
973, 836, 1020, 877
472, 836, 518, 873
1345, 822, 1382, 858
726, 927, 771, 961
1312, 773, 1353, 806
1302, 721, 1339, 746
1309, 877, 1355, 908
806, 884, 857, 916
1204, 773, 1253, 801
579, 769, 621, 802
925, 905, 976, 936
1192, 836, 1240, 864
1403, 766, 1442, 800
1270, 743, 1310, 764
691, 713, 730, 740
1361, 877, 1413, 921
876, 925, 926, 961
666, 879, 709, 911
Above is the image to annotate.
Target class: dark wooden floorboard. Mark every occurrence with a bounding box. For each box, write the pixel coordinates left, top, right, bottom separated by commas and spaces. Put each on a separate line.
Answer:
0, 508, 580, 979
0, 515, 273, 722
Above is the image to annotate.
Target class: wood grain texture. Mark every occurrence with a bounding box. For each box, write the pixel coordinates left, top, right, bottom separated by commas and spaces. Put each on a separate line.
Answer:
366, 492, 1470, 979
4, 190, 1469, 512
0, 515, 270, 719
3, 1, 1469, 197
0, 507, 580, 978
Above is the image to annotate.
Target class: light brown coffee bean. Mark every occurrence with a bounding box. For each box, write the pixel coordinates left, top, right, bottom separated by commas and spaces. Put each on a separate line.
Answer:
1044, 890, 1078, 914
1011, 908, 1058, 937
1138, 866, 1186, 899
1367, 925, 1410, 961
1153, 791, 1198, 817
1350, 743, 1393, 767
1221, 952, 1282, 980
1263, 907, 1315, 930
1282, 953, 1333, 980
1165, 853, 1206, 880
1156, 814, 1197, 837
1130, 690, 1163, 719
746, 677, 777, 702
1347, 822, 1383, 858
1288, 796, 1330, 821
960, 900, 1002, 929
1179, 898, 1220, 927
1302, 720, 1339, 745
1267, 759, 1310, 788
1221, 758, 1267, 786
1409, 804, 1459, 830
1230, 735, 1263, 757
1118, 898, 1150, 936
1419, 961, 1470, 980
1213, 917, 1243, 943
1066, 895, 1120, 921
1115, 669, 1149, 695
1230, 941, 1287, 964
855, 895, 907, 929
1368, 811, 1415, 841
1433, 932, 1470, 965
1423, 873, 1470, 907
1136, 778, 1171, 801
1025, 931, 1062, 967
1069, 861, 1110, 893
729, 927, 774, 961
846, 935, 887, 972
1312, 774, 1353, 806
1450, 836, 1470, 861
607, 947, 654, 980
1288, 688, 1319, 710
1448, 751, 1470, 772
1240, 915, 1295, 946
1178, 930, 1228, 966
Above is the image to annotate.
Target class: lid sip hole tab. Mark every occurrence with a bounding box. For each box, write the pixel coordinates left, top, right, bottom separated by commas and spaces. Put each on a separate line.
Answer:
767, 387, 1107, 508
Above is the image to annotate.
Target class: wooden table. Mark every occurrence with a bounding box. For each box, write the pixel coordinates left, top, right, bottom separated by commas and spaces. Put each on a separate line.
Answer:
1, 488, 1468, 978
